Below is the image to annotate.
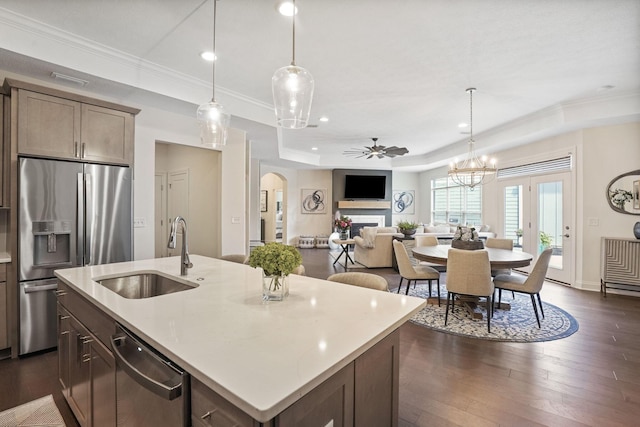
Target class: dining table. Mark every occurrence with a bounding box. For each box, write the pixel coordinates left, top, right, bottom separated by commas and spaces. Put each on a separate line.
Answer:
412, 245, 534, 319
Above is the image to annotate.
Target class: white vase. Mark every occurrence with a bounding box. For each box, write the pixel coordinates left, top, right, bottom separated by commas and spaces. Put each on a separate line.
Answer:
262, 272, 288, 301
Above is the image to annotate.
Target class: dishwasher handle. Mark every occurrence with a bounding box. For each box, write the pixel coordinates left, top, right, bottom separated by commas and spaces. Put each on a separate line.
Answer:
111, 333, 183, 401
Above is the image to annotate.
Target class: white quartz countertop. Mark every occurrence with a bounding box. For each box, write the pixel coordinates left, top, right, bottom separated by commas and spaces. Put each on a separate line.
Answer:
55, 255, 426, 422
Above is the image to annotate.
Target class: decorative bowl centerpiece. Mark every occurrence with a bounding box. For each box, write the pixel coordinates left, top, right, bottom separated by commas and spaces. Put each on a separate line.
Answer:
397, 220, 419, 237
451, 226, 484, 250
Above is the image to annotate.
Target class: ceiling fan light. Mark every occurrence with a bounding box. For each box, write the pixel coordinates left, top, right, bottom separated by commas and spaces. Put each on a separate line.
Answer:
197, 100, 230, 148
272, 64, 314, 129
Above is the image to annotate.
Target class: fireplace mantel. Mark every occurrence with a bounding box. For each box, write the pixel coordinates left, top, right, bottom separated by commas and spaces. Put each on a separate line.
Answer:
337, 200, 391, 209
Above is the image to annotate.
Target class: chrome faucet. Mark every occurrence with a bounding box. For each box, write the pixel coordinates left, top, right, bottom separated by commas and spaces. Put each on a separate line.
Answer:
168, 216, 193, 275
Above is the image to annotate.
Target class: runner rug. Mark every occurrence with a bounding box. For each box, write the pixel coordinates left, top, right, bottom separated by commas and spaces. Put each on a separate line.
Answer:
0, 395, 65, 427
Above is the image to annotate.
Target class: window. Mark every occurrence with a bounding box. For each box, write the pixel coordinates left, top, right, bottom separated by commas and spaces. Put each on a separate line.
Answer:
431, 177, 482, 226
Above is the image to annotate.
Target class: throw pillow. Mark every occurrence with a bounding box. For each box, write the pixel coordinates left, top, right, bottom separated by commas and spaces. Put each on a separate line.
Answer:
360, 227, 377, 248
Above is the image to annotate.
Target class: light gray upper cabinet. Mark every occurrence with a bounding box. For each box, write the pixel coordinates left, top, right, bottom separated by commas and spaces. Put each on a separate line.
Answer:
17, 89, 134, 165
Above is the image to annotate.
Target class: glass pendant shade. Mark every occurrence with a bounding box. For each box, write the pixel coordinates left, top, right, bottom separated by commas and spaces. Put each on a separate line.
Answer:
197, 99, 230, 148
272, 64, 314, 129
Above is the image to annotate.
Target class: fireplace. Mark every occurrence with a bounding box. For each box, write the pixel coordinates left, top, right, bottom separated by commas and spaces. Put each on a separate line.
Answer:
348, 215, 386, 238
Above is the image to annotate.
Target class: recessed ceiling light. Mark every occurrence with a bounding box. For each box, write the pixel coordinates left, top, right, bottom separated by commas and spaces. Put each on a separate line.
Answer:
311, 147, 318, 151
276, 1, 298, 16
200, 51, 216, 61
458, 122, 468, 128
319, 116, 329, 122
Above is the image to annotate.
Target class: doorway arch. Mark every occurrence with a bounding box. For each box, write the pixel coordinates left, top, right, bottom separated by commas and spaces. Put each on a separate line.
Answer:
260, 173, 287, 243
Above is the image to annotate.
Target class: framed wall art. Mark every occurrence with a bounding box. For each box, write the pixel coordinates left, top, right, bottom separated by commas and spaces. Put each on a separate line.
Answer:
301, 189, 326, 214
392, 190, 415, 214
260, 190, 268, 212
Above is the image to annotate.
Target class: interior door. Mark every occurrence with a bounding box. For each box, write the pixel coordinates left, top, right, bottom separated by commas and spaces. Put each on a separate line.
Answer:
154, 173, 168, 257
167, 170, 189, 257
499, 171, 573, 284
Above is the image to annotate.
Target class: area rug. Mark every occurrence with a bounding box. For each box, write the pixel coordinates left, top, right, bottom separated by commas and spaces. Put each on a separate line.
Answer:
0, 395, 65, 427
407, 284, 579, 342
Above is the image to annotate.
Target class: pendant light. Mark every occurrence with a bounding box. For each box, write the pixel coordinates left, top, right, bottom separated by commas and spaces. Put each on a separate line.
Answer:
272, 0, 314, 129
197, 0, 230, 148
448, 88, 497, 190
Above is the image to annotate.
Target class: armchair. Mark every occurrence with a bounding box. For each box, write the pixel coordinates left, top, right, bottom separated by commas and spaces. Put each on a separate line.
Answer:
353, 227, 402, 268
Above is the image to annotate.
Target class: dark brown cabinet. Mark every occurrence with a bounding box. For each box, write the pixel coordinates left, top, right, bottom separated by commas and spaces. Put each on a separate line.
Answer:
57, 282, 116, 427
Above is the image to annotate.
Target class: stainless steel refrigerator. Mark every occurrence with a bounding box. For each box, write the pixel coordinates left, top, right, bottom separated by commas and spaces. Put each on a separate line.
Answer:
18, 157, 132, 355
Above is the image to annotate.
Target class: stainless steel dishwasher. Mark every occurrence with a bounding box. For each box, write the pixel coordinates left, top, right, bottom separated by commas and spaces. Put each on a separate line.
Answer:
111, 324, 190, 427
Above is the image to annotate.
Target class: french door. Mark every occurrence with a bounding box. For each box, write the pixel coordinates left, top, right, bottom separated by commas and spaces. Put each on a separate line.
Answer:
498, 172, 573, 284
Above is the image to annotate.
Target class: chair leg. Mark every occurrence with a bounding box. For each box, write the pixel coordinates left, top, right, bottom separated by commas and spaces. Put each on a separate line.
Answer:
428, 280, 432, 298
486, 294, 492, 333
397, 277, 403, 293
436, 278, 441, 307
530, 294, 541, 328
536, 293, 545, 318
405, 280, 412, 295
444, 293, 451, 326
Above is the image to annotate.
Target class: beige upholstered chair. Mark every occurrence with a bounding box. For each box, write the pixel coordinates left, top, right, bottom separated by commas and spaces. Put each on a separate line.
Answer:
484, 238, 514, 277
292, 264, 306, 276
327, 272, 389, 291
353, 227, 402, 268
219, 254, 248, 264
393, 240, 441, 303
493, 248, 552, 328
445, 248, 494, 332
413, 235, 446, 273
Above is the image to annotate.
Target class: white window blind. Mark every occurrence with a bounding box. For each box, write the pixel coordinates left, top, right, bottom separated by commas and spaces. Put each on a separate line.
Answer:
497, 156, 572, 179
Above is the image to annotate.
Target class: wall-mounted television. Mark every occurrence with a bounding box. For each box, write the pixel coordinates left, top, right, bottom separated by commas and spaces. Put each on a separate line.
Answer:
344, 175, 386, 199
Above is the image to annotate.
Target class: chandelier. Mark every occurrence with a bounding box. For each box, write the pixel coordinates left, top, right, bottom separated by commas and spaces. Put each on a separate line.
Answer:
196, 0, 230, 148
272, 0, 314, 129
448, 88, 497, 189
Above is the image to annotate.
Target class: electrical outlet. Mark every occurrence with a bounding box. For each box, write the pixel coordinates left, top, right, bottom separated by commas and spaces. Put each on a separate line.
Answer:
231, 217, 241, 224
588, 217, 599, 226
133, 217, 146, 228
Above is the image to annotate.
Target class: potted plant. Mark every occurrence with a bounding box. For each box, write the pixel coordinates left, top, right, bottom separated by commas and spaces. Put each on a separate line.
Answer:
248, 242, 302, 301
397, 220, 419, 237
539, 231, 553, 252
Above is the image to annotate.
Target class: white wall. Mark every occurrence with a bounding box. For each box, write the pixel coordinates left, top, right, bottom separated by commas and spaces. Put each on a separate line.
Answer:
392, 171, 423, 225
259, 166, 333, 245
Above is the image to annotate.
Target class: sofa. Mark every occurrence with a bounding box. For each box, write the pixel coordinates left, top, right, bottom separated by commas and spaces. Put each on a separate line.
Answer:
353, 224, 496, 269
413, 223, 496, 241
353, 227, 403, 268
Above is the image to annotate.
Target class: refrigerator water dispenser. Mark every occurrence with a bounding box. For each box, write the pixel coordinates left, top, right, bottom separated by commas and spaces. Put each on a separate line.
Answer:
32, 220, 72, 267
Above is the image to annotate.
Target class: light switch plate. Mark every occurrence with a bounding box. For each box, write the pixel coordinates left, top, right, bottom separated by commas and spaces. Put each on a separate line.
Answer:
231, 217, 241, 224
134, 217, 146, 228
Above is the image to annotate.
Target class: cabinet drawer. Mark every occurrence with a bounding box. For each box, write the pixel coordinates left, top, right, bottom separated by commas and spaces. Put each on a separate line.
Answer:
191, 377, 255, 427
57, 281, 115, 348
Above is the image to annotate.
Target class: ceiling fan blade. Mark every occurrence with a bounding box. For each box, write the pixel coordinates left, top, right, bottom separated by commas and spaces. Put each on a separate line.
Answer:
366, 154, 374, 159
384, 146, 409, 156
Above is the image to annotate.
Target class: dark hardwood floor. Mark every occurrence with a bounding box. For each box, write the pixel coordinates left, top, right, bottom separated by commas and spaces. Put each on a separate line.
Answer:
2, 248, 639, 426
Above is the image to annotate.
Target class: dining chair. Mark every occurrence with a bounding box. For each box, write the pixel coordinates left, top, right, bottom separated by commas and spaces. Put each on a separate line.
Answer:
493, 248, 552, 328
414, 235, 446, 273
485, 238, 514, 276
219, 254, 248, 264
444, 248, 494, 332
327, 272, 389, 291
292, 264, 306, 275
393, 240, 441, 303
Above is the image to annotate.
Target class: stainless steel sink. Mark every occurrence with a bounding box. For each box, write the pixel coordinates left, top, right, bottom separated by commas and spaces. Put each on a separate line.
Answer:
96, 273, 197, 299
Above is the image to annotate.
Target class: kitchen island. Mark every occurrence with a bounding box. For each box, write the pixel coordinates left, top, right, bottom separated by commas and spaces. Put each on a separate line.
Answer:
55, 255, 425, 426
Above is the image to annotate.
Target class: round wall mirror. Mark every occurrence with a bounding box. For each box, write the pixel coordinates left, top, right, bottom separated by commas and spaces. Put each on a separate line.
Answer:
606, 169, 640, 215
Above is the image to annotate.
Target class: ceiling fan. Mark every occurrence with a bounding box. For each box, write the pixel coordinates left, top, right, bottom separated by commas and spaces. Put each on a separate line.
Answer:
343, 138, 409, 159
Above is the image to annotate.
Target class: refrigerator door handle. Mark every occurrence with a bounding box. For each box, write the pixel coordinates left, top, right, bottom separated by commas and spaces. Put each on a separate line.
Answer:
77, 173, 85, 266
84, 173, 92, 265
